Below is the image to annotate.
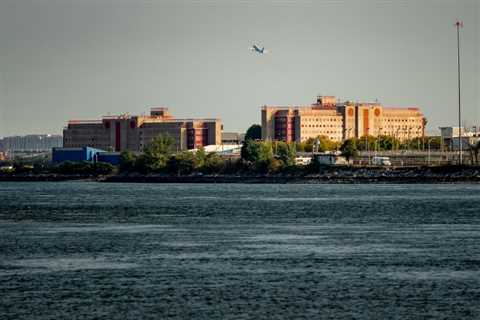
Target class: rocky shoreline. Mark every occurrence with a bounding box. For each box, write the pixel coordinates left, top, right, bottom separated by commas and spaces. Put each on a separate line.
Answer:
2, 166, 479, 183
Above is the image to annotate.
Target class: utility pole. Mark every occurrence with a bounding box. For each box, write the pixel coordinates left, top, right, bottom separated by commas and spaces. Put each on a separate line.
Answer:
455, 20, 464, 165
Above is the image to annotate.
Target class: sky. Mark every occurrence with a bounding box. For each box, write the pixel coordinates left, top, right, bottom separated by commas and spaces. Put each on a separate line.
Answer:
0, 0, 478, 137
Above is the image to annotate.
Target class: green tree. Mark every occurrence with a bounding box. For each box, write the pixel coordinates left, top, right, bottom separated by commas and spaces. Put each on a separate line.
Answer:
317, 136, 338, 152
167, 151, 197, 175
357, 136, 376, 151
304, 136, 338, 152
376, 135, 398, 151
241, 140, 273, 163
202, 152, 225, 174
119, 150, 136, 172
276, 141, 296, 167
244, 124, 262, 141
143, 134, 175, 171
195, 147, 207, 168
340, 139, 358, 162
295, 142, 306, 152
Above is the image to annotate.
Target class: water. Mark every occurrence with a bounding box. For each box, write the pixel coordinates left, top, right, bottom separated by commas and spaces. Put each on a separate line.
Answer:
1, 182, 480, 319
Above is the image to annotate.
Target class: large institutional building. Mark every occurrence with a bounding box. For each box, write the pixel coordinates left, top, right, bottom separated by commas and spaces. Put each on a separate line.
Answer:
262, 96, 425, 142
63, 108, 221, 152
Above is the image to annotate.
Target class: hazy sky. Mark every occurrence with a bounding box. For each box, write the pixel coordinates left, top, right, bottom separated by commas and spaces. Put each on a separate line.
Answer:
0, 0, 478, 137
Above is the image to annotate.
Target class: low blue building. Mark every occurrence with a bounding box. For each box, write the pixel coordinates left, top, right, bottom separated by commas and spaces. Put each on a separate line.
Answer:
97, 152, 121, 166
52, 147, 122, 166
52, 147, 105, 163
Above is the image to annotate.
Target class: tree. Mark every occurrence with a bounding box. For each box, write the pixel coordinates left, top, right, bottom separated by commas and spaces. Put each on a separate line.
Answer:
356, 136, 376, 151
167, 151, 197, 175
202, 152, 225, 174
244, 124, 262, 141
376, 135, 397, 151
195, 147, 207, 168
317, 136, 338, 152
241, 140, 273, 163
276, 141, 296, 167
340, 139, 358, 162
143, 134, 175, 171
119, 150, 136, 172
303, 136, 338, 152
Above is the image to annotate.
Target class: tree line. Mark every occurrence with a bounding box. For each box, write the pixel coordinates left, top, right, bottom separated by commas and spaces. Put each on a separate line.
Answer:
2, 124, 478, 176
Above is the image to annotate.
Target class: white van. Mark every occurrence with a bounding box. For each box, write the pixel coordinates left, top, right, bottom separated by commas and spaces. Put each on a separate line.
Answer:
372, 156, 392, 166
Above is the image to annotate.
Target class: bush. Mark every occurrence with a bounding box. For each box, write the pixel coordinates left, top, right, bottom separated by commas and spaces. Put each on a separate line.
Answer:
202, 153, 225, 174
92, 162, 115, 175
167, 151, 197, 175
119, 150, 137, 172
51, 161, 114, 176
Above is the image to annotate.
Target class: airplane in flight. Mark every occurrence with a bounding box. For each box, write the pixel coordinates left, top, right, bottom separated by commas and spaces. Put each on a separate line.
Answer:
250, 44, 269, 55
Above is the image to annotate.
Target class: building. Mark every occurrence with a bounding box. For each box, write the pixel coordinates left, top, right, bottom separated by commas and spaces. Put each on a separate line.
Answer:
52, 147, 105, 163
52, 147, 121, 165
63, 108, 222, 152
439, 126, 480, 151
0, 134, 62, 152
221, 132, 245, 145
262, 96, 425, 142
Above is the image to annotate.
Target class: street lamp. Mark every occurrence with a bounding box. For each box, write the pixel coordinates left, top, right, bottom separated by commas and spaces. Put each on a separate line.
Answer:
455, 20, 464, 164
365, 127, 370, 165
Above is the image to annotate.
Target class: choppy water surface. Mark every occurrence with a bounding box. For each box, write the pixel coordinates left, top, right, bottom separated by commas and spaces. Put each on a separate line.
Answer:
1, 182, 480, 319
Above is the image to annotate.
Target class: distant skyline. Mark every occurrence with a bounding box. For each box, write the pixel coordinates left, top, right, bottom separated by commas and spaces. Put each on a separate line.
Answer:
0, 0, 478, 137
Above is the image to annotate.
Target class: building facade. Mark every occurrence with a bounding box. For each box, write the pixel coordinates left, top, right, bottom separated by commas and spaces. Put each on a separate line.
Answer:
262, 96, 425, 142
221, 132, 245, 145
0, 134, 62, 152
63, 108, 221, 152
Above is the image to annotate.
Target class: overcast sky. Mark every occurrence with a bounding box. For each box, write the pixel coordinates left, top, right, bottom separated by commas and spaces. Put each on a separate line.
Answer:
0, 0, 478, 137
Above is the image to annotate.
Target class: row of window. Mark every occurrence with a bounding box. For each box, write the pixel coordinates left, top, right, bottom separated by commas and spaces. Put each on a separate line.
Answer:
301, 124, 339, 128
302, 118, 340, 122
384, 118, 421, 122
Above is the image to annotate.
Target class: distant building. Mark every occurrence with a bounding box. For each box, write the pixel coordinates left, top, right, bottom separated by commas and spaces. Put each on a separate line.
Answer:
52, 147, 121, 166
0, 134, 62, 152
262, 96, 425, 142
221, 132, 245, 145
63, 108, 221, 152
439, 126, 480, 151
52, 147, 105, 163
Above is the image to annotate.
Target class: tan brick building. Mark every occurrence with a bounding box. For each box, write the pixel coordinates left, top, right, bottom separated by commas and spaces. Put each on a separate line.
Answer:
262, 96, 425, 142
63, 108, 221, 152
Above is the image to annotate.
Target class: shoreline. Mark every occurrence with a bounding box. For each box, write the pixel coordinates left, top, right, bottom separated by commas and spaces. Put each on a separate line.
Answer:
1, 166, 480, 184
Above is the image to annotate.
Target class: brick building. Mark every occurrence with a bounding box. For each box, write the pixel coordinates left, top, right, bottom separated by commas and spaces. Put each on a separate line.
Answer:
262, 96, 425, 142
63, 108, 221, 152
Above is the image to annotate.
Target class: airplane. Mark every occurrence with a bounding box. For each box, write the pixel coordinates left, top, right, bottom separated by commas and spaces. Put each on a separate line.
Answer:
250, 44, 269, 55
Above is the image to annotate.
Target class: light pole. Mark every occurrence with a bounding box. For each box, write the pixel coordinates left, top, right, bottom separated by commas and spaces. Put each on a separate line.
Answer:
427, 137, 433, 166
366, 128, 370, 165
455, 20, 464, 165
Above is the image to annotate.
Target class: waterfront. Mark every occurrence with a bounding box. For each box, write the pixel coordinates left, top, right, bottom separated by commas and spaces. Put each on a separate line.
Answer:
1, 182, 480, 319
